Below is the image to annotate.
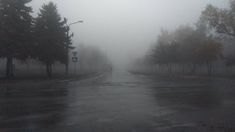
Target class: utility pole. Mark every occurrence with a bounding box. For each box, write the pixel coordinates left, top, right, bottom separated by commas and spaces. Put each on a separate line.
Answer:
65, 20, 83, 75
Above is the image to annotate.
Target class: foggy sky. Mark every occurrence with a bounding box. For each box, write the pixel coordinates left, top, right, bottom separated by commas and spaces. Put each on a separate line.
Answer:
30, 0, 229, 68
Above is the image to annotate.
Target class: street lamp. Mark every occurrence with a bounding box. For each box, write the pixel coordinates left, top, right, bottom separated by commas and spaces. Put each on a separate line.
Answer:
65, 20, 83, 75
69, 20, 84, 26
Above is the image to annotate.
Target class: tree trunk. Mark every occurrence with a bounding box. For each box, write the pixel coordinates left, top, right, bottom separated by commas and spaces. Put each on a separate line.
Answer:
182, 63, 185, 74
65, 63, 68, 75
65, 41, 69, 75
168, 64, 172, 73
26, 62, 30, 72
6, 57, 14, 78
191, 63, 197, 74
46, 63, 52, 77
207, 61, 213, 76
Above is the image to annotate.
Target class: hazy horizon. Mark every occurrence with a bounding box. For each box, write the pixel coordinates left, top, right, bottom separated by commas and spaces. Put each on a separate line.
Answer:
30, 0, 229, 68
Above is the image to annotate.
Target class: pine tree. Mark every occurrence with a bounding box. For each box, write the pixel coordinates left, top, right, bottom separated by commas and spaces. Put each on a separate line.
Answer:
34, 2, 72, 77
0, 0, 33, 78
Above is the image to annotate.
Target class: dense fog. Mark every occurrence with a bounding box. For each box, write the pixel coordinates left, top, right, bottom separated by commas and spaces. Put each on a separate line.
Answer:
3, 1, 235, 131
29, 0, 229, 68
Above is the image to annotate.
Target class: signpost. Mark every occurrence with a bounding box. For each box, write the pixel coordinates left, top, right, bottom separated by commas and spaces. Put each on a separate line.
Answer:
72, 51, 78, 74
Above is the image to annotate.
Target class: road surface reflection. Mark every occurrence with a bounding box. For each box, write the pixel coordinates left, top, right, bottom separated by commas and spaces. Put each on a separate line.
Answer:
0, 70, 235, 131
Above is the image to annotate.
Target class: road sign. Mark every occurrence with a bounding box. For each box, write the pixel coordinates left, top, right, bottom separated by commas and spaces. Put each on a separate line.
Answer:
72, 57, 78, 62
72, 51, 78, 57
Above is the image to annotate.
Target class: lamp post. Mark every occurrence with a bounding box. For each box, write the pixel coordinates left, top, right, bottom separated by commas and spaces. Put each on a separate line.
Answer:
65, 20, 83, 75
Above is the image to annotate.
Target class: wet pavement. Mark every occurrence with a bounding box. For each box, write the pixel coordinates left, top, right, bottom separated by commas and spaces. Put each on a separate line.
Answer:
1, 70, 235, 132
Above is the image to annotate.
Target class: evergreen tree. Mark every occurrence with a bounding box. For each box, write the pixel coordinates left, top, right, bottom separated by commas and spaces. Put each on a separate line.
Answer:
34, 2, 72, 77
0, 0, 33, 78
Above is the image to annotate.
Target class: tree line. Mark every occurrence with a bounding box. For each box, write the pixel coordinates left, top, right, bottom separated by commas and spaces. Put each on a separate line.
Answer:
0, 0, 72, 78
136, 0, 235, 76
149, 26, 222, 75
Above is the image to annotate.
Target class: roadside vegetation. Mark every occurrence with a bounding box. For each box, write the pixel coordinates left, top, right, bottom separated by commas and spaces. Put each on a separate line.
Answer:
0, 1, 110, 78
131, 0, 235, 77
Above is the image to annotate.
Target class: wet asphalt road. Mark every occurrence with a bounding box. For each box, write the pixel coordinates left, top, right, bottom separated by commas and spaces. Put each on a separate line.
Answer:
1, 71, 235, 132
